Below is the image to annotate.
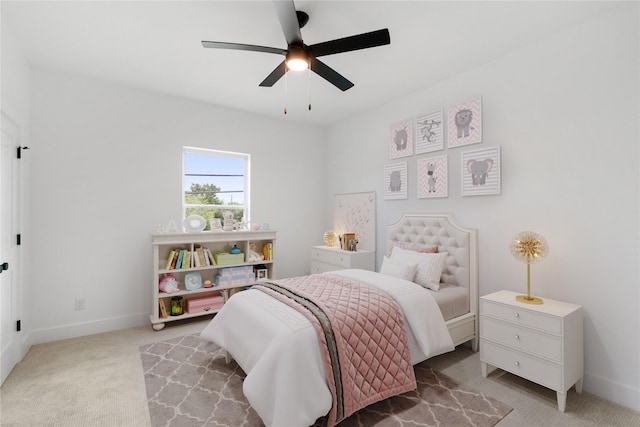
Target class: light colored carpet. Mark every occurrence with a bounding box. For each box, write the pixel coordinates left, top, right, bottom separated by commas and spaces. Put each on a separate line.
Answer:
139, 334, 511, 427
1, 317, 639, 426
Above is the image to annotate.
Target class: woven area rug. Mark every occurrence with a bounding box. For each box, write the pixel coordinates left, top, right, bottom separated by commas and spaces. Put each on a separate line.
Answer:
140, 334, 512, 427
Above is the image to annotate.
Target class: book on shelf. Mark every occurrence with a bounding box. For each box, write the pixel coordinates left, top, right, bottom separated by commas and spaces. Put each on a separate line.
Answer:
194, 248, 202, 267
206, 248, 216, 265
182, 251, 190, 269
159, 298, 168, 318
169, 250, 179, 269
176, 250, 184, 270
165, 250, 176, 270
262, 242, 273, 261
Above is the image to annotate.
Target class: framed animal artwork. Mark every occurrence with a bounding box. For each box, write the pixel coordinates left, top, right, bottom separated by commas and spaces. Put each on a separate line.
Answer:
417, 155, 448, 198
334, 191, 376, 251
389, 118, 413, 159
448, 96, 482, 148
461, 146, 501, 196
415, 110, 444, 154
384, 162, 408, 200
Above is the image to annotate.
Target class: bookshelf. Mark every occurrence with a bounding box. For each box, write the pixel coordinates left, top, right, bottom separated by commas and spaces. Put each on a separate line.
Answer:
150, 230, 277, 330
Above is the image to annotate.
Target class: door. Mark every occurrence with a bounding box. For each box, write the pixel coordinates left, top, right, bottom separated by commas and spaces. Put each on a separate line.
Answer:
1, 112, 21, 385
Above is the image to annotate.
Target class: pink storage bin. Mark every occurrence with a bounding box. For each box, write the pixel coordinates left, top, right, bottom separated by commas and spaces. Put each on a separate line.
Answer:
186, 295, 224, 314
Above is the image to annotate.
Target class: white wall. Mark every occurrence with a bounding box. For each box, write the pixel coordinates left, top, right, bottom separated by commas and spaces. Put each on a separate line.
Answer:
25, 68, 326, 343
326, 3, 639, 411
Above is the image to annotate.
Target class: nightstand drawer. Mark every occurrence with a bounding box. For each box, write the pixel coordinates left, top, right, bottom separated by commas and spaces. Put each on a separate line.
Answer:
311, 248, 350, 267
481, 317, 562, 362
481, 341, 562, 391
482, 299, 562, 335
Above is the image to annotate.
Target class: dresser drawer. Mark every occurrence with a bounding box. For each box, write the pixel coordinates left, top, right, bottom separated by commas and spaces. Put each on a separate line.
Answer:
310, 248, 350, 268
482, 299, 562, 335
481, 317, 562, 362
481, 341, 562, 391
310, 261, 340, 274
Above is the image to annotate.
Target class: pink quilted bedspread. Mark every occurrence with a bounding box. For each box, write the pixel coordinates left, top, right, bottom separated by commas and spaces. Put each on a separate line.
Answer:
255, 274, 417, 426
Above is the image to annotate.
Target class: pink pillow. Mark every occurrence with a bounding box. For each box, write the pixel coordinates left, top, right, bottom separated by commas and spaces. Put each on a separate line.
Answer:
387, 242, 438, 257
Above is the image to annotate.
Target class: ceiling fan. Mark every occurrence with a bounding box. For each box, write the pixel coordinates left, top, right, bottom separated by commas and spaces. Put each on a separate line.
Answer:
201, 0, 390, 92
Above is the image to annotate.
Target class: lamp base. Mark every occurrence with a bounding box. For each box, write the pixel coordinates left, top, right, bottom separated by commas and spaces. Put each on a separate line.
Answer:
516, 295, 543, 304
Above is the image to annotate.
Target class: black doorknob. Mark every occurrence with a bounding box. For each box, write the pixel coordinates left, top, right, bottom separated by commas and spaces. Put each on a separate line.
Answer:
0, 262, 8, 273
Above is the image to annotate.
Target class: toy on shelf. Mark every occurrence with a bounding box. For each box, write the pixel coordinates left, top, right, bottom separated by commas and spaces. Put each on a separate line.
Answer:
159, 273, 180, 294
247, 243, 264, 262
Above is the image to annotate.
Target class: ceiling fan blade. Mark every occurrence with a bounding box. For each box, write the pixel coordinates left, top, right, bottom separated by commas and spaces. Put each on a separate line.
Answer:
259, 60, 288, 87
202, 41, 286, 55
272, 0, 303, 46
310, 57, 354, 91
309, 29, 390, 58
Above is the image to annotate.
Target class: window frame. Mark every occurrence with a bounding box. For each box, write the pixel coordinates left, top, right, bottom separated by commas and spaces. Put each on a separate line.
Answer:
182, 146, 251, 227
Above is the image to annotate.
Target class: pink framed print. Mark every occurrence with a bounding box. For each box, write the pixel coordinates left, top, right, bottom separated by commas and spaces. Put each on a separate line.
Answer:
384, 162, 408, 200
389, 118, 413, 159
448, 96, 482, 148
461, 146, 501, 196
417, 155, 448, 198
415, 110, 444, 154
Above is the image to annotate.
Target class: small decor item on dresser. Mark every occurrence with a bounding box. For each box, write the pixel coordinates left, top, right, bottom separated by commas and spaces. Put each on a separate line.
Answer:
509, 230, 549, 304
343, 233, 356, 251
184, 272, 203, 291
170, 296, 184, 316
323, 231, 338, 247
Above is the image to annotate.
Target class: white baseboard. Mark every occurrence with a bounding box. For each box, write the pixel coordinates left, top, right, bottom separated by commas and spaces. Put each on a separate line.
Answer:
584, 370, 640, 412
24, 312, 150, 348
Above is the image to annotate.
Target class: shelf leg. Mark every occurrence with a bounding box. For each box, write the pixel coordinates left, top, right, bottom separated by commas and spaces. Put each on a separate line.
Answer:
152, 323, 165, 331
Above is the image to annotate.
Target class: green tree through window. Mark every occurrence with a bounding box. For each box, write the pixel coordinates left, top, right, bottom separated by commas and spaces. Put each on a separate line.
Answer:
183, 148, 249, 231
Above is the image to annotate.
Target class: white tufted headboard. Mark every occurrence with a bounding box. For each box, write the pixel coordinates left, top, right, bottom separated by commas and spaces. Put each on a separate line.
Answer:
387, 213, 479, 348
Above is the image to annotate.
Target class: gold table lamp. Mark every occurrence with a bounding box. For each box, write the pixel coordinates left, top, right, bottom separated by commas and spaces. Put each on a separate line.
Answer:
509, 231, 549, 304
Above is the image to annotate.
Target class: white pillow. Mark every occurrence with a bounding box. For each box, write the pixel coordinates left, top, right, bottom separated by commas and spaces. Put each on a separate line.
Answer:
379, 256, 418, 281
390, 247, 448, 290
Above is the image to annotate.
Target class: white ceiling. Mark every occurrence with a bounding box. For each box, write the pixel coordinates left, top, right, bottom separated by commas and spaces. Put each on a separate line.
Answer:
2, 1, 620, 128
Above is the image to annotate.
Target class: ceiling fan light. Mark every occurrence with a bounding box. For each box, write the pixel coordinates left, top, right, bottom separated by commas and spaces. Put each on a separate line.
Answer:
286, 47, 309, 71
287, 58, 308, 71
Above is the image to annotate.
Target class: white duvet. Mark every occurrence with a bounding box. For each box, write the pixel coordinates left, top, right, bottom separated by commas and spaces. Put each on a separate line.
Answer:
200, 269, 454, 427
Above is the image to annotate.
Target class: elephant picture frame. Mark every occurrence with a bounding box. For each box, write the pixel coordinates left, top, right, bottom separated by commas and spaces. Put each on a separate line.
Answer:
448, 96, 482, 148
461, 146, 501, 196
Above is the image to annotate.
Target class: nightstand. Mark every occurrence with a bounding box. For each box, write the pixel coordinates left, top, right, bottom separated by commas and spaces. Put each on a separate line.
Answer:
480, 290, 583, 412
310, 246, 375, 274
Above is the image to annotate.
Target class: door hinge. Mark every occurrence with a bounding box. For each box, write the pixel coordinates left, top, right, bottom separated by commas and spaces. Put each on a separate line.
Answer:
17, 234, 21, 245
17, 146, 30, 159
16, 320, 21, 332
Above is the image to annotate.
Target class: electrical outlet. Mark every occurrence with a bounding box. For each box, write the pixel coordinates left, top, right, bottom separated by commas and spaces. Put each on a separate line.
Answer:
74, 298, 85, 310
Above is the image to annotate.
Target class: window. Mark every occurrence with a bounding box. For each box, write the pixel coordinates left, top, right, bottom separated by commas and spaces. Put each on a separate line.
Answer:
183, 147, 250, 230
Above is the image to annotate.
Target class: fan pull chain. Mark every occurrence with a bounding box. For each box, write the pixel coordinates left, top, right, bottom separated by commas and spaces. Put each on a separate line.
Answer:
284, 71, 288, 114
308, 68, 312, 111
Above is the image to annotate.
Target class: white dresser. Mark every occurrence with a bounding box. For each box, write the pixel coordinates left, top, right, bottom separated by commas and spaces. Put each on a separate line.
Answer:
480, 290, 583, 412
310, 246, 375, 274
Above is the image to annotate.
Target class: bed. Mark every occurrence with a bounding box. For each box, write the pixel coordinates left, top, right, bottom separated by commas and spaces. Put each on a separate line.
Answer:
200, 213, 478, 426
